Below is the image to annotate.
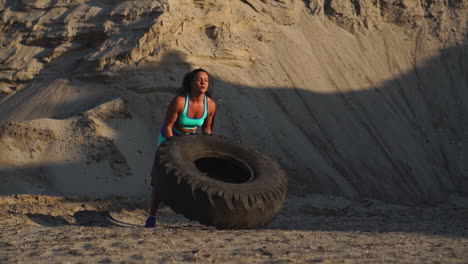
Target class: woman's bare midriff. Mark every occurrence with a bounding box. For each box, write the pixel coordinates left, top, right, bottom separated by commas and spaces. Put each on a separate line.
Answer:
174, 125, 198, 134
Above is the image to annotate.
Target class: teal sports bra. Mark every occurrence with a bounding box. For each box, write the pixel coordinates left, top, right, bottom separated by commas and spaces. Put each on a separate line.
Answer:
177, 93, 208, 130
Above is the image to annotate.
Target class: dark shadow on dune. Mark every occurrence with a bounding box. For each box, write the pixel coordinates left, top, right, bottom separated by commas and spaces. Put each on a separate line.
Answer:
126, 43, 468, 236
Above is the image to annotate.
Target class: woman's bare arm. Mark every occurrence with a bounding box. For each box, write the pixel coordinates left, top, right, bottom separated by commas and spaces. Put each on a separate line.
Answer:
163, 96, 184, 138
202, 97, 216, 134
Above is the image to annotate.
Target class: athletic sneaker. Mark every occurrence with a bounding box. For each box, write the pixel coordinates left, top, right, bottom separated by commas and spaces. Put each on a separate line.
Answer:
144, 215, 156, 228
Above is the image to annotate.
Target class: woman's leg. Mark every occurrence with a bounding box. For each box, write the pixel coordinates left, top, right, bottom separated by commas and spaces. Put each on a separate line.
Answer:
145, 190, 159, 227
145, 136, 164, 227
149, 190, 160, 216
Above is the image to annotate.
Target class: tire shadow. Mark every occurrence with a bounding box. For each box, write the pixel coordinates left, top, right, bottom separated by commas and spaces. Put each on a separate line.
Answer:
26, 210, 128, 227
72, 210, 126, 227
26, 213, 69, 227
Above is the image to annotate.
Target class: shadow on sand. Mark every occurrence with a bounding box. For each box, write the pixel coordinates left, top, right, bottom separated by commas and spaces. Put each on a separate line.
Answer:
26, 210, 128, 227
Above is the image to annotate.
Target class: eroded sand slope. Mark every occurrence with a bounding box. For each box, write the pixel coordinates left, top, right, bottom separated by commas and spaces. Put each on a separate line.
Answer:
0, 0, 467, 204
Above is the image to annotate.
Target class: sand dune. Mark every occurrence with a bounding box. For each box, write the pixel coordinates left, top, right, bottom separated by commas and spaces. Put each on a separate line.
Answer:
1, 0, 467, 203
1, 1, 468, 263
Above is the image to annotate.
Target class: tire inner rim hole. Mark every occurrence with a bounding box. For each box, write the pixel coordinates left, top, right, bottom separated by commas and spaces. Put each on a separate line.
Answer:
195, 157, 252, 184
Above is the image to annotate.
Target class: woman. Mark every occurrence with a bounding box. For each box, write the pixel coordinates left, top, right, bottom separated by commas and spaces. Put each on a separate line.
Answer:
145, 68, 216, 227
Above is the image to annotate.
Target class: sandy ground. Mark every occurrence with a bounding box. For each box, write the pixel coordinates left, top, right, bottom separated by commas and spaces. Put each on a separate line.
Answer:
1, 3, 468, 263
1, 194, 467, 264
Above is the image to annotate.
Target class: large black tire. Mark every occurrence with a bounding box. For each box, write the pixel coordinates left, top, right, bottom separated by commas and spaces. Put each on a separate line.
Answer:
152, 135, 287, 229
